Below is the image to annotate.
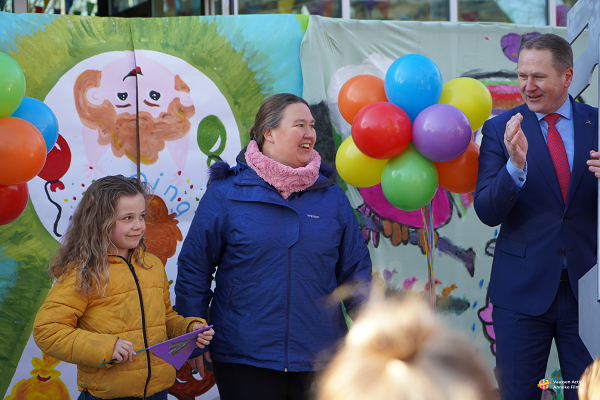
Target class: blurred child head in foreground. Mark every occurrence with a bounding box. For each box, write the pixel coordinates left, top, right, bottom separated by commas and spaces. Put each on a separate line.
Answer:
317, 293, 495, 400
579, 357, 600, 400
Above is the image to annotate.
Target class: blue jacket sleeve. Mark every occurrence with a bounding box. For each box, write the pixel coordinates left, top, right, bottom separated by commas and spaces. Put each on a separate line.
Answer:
175, 182, 226, 323
334, 190, 372, 315
474, 118, 525, 227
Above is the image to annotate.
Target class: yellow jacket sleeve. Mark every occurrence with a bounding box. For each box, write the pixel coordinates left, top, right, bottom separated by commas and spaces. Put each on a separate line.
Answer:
33, 272, 118, 367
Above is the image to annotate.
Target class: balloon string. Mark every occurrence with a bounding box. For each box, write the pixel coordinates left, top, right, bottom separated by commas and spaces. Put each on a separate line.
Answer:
422, 203, 436, 315
430, 203, 436, 314
429, 203, 436, 314
45, 181, 63, 237
422, 205, 432, 313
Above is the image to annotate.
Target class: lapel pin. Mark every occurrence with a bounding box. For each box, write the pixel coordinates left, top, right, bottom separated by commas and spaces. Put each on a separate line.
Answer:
586, 120, 591, 124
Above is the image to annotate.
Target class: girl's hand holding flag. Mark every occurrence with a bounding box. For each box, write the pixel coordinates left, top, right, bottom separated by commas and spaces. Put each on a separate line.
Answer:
100, 325, 215, 368
193, 323, 215, 349
112, 339, 135, 363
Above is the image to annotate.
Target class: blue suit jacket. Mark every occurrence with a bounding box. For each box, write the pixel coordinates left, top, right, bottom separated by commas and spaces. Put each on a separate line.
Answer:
474, 97, 598, 316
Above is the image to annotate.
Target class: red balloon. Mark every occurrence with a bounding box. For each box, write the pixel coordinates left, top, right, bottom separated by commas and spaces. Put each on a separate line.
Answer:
351, 102, 412, 159
0, 182, 29, 225
38, 134, 72, 182
338, 75, 388, 125
0, 117, 47, 185
434, 141, 480, 193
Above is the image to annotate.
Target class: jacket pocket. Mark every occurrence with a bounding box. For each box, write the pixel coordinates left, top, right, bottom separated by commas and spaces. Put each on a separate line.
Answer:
91, 368, 108, 386
79, 365, 109, 389
219, 285, 235, 332
497, 235, 527, 257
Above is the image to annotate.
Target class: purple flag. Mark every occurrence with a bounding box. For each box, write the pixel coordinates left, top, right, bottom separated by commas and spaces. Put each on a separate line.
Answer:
148, 325, 213, 370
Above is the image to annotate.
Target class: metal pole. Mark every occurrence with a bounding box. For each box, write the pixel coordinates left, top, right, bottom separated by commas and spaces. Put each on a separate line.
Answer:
341, 0, 349, 19
597, 37, 600, 302
449, 0, 457, 22
12, 0, 27, 13
548, 0, 557, 27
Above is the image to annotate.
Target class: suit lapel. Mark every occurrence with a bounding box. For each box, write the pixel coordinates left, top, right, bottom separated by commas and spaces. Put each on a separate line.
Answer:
565, 99, 595, 210
522, 106, 564, 205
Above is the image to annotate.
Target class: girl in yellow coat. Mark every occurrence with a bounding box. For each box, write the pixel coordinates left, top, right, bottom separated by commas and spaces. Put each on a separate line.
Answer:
33, 175, 215, 400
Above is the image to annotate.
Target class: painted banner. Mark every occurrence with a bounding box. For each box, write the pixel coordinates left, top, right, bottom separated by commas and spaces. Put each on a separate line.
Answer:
301, 16, 597, 400
0, 13, 306, 400
0, 12, 598, 400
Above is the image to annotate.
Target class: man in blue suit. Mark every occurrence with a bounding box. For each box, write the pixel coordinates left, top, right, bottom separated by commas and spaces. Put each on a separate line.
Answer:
475, 33, 599, 400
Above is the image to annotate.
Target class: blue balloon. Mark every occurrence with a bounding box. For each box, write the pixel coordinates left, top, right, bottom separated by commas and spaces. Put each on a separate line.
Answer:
384, 54, 443, 122
10, 97, 59, 153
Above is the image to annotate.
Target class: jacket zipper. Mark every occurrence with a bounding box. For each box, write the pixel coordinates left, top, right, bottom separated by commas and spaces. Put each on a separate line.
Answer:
230, 161, 335, 372
111, 254, 151, 399
284, 249, 291, 372
230, 177, 308, 372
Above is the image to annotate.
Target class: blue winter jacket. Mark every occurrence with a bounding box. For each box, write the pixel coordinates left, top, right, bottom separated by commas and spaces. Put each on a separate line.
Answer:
175, 149, 372, 372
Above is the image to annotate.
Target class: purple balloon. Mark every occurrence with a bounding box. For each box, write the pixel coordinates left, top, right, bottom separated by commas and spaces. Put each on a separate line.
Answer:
412, 104, 472, 162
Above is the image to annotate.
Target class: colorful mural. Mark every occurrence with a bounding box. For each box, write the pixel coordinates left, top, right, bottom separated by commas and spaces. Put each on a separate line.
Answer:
169, 364, 216, 400
4, 352, 70, 400
0, 12, 597, 400
301, 18, 596, 400
0, 13, 306, 399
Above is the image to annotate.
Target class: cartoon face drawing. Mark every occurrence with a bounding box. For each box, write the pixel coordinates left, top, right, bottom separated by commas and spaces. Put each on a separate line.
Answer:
84, 59, 137, 114
135, 51, 194, 118
74, 50, 195, 165
30, 50, 240, 251
168, 363, 216, 400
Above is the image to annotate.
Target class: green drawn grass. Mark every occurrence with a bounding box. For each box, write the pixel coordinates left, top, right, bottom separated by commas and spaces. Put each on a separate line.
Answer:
0, 201, 57, 397
0, 16, 270, 395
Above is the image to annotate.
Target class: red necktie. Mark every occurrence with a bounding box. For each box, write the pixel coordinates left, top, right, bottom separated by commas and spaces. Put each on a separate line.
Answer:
543, 113, 570, 203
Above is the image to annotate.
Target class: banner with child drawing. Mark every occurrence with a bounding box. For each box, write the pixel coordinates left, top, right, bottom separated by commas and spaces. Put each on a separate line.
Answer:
0, 13, 306, 400
0, 12, 597, 400
299, 16, 597, 400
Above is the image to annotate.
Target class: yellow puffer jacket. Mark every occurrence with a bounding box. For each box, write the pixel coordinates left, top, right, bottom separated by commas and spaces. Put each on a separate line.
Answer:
33, 251, 205, 399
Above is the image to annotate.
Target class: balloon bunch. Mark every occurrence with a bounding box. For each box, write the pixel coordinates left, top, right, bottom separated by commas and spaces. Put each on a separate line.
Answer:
0, 52, 59, 225
336, 55, 492, 207
336, 54, 492, 311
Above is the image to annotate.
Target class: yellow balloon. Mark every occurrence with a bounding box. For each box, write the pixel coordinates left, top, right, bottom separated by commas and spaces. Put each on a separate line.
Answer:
336, 136, 388, 188
439, 77, 492, 131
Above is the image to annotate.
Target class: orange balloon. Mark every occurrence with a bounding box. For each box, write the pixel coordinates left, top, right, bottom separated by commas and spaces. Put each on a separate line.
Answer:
0, 117, 47, 185
434, 141, 480, 194
338, 75, 387, 125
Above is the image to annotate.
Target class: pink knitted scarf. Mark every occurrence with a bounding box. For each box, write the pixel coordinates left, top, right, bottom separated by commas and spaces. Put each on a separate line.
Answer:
245, 140, 321, 199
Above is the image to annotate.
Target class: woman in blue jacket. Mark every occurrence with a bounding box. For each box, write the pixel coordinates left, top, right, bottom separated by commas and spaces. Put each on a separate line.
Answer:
175, 93, 372, 400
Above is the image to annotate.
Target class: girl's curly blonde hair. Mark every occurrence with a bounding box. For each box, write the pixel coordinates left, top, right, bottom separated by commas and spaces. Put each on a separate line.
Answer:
48, 175, 152, 296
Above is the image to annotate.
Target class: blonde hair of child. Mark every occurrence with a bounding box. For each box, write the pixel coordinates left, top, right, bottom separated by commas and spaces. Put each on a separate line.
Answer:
317, 294, 495, 400
579, 357, 600, 400
48, 175, 152, 296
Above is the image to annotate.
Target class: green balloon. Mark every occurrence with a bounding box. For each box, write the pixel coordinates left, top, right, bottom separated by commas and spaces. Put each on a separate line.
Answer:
197, 115, 227, 166
0, 52, 26, 118
381, 145, 439, 211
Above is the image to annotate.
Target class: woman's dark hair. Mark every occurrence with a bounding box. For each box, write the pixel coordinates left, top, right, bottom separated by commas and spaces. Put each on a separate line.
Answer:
249, 93, 309, 150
